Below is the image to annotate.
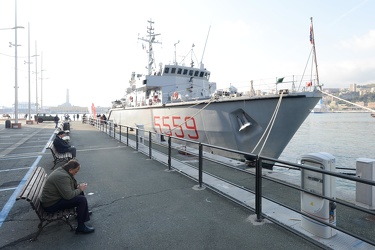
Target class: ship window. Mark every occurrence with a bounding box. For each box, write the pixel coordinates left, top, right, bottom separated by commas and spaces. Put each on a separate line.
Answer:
177, 68, 182, 74
199, 71, 205, 77
194, 71, 199, 77
189, 70, 194, 76
164, 67, 170, 74
183, 69, 188, 75
171, 68, 176, 74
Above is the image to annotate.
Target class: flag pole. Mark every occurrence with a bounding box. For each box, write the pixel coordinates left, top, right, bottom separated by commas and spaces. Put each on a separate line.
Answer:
310, 17, 321, 88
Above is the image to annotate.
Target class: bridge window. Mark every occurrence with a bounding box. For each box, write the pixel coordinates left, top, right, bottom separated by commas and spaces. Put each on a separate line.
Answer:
194, 71, 199, 77
183, 69, 188, 75
189, 70, 194, 76
177, 68, 182, 74
164, 67, 170, 74
199, 71, 205, 77
171, 68, 176, 74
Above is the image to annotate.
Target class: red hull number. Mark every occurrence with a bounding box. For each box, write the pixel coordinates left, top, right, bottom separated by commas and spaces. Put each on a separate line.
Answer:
154, 116, 199, 139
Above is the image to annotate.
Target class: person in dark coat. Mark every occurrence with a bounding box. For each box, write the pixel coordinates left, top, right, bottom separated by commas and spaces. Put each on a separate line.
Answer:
54, 115, 60, 128
53, 131, 76, 158
40, 160, 94, 234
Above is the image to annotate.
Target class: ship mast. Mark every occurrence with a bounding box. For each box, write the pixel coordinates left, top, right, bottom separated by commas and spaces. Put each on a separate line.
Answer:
310, 17, 321, 88
138, 19, 161, 75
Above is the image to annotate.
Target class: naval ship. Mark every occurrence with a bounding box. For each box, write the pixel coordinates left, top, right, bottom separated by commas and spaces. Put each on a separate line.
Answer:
108, 20, 322, 162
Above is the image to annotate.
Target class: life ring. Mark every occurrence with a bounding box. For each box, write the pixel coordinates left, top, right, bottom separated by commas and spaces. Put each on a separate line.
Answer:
173, 91, 179, 100
129, 96, 133, 102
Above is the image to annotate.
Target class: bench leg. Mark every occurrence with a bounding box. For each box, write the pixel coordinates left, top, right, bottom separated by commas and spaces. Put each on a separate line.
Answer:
31, 216, 76, 241
51, 160, 57, 170
63, 215, 76, 231
51, 157, 72, 170
30, 220, 51, 241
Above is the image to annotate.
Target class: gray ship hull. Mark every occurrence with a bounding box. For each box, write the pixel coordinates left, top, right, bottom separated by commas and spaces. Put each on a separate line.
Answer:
108, 91, 321, 161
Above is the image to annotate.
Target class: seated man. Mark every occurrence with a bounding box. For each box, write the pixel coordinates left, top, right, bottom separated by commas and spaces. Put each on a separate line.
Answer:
54, 131, 76, 158
40, 160, 94, 234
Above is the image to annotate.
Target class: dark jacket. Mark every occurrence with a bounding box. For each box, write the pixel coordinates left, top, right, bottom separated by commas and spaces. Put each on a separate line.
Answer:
40, 167, 80, 207
54, 115, 60, 122
53, 135, 71, 153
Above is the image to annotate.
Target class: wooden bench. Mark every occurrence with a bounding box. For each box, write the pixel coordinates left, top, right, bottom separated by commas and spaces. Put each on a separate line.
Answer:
46, 141, 72, 169
16, 167, 77, 241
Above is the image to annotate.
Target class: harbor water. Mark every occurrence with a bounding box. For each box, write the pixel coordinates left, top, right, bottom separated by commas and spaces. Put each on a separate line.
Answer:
278, 112, 375, 201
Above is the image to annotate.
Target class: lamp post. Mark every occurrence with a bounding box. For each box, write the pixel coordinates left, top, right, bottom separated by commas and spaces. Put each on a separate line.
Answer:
32, 41, 39, 114
40, 52, 47, 111
24, 29, 34, 121
7, 0, 24, 124
26, 22, 31, 121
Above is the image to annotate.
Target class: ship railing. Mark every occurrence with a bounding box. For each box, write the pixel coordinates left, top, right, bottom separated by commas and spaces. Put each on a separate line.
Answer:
93, 119, 375, 247
230, 75, 318, 97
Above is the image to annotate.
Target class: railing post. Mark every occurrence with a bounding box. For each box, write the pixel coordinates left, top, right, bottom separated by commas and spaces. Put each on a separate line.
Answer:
126, 127, 129, 146
113, 123, 116, 139
168, 136, 171, 170
148, 131, 152, 159
199, 143, 203, 187
119, 125, 122, 142
255, 157, 263, 222
136, 128, 139, 151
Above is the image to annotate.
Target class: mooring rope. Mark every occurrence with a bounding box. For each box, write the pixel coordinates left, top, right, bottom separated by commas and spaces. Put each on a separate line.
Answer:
170, 98, 215, 132
251, 93, 284, 156
319, 90, 375, 113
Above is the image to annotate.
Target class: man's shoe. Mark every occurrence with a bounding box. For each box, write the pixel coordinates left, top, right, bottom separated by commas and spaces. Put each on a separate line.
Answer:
76, 225, 95, 234
88, 210, 92, 215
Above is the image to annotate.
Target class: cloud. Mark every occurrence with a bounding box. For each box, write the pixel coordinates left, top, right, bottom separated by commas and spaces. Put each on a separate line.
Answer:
341, 30, 375, 50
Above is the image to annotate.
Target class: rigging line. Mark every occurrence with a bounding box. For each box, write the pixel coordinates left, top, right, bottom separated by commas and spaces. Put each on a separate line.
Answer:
298, 47, 314, 91
320, 90, 375, 113
251, 94, 283, 154
170, 97, 215, 133
258, 95, 283, 156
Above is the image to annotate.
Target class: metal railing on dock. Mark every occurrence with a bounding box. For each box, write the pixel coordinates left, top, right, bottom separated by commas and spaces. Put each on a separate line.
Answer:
86, 117, 375, 248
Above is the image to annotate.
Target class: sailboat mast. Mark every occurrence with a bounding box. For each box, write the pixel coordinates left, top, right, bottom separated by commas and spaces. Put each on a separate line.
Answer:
310, 17, 321, 87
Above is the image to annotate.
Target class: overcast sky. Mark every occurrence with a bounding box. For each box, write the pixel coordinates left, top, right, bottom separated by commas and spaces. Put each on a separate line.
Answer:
0, 0, 374, 108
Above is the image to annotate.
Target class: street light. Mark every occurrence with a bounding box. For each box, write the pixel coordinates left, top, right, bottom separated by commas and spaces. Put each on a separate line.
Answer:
26, 22, 32, 121
32, 41, 39, 114
12, 0, 23, 124
40, 52, 48, 111
2, 0, 24, 125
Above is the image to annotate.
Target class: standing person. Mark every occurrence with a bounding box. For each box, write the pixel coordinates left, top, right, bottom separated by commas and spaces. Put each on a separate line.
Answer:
77, 113, 80, 121
40, 160, 94, 234
73, 114, 76, 121
54, 115, 60, 128
53, 131, 77, 158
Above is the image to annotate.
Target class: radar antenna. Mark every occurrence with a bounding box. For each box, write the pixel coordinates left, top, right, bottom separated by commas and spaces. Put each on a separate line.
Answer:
138, 19, 162, 75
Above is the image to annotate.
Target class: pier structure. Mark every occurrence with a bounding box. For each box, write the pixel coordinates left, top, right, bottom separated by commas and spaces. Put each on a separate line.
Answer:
0, 121, 374, 249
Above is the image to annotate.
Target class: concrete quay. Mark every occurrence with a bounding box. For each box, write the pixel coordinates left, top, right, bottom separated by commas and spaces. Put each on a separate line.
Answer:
0, 121, 340, 249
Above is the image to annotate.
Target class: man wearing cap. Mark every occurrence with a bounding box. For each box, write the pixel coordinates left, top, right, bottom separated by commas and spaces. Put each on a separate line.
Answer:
54, 131, 77, 158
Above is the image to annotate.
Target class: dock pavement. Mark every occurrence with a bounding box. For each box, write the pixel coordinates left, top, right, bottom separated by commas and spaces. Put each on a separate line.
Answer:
1, 120, 326, 249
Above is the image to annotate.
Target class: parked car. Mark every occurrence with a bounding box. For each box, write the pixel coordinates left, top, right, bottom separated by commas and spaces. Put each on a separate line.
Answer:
35, 113, 55, 123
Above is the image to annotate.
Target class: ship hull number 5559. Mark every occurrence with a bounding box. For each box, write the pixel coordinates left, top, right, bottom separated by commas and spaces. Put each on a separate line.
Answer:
153, 115, 199, 139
